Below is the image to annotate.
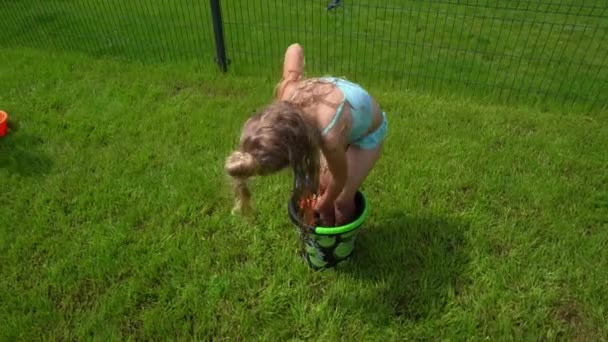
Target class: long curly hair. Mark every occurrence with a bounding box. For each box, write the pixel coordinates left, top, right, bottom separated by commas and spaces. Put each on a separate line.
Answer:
225, 101, 322, 215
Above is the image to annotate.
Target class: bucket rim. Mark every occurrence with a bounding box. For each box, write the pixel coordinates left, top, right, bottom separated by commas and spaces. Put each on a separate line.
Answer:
288, 190, 369, 235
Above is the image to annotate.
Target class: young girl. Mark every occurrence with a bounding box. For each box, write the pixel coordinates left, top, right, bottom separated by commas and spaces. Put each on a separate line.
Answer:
225, 43, 388, 226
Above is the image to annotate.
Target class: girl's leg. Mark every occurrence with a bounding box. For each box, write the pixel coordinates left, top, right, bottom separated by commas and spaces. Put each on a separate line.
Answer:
335, 142, 383, 224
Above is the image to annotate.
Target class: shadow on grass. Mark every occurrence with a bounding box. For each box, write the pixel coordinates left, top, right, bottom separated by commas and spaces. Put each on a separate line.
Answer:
337, 211, 470, 323
0, 123, 53, 177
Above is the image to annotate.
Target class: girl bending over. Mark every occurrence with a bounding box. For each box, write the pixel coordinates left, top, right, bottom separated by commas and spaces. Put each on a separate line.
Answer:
225, 43, 388, 226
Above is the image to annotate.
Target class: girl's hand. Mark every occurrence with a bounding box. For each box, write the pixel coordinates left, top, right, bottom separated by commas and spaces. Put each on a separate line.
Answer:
315, 194, 335, 226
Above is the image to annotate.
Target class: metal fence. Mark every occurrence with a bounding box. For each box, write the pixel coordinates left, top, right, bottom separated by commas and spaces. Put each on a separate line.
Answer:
2, 0, 607, 110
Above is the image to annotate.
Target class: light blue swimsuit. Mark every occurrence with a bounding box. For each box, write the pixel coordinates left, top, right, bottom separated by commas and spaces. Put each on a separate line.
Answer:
318, 77, 388, 149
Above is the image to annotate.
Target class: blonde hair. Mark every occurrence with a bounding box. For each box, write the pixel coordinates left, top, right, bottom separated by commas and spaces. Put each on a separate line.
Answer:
225, 101, 321, 215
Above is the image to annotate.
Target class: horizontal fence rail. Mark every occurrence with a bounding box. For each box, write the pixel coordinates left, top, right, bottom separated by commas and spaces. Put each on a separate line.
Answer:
1, 0, 607, 110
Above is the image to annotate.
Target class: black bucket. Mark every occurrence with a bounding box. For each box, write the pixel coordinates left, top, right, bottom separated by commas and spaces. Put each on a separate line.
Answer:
287, 191, 369, 270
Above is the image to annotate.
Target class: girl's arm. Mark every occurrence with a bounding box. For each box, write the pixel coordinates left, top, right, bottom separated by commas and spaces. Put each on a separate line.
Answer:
318, 131, 347, 204
282, 43, 304, 82
275, 43, 305, 100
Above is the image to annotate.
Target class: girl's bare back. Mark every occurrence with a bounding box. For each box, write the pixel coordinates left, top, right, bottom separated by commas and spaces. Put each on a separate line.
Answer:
278, 78, 384, 149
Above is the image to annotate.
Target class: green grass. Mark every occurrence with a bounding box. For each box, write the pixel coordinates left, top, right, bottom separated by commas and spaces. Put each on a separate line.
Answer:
1, 47, 608, 340
1, 0, 607, 110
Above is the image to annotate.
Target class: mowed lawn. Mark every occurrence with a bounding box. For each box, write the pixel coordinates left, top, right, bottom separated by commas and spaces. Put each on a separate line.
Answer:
1, 47, 607, 340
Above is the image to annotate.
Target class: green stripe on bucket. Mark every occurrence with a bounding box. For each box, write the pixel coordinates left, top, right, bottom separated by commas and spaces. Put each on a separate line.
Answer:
314, 195, 369, 235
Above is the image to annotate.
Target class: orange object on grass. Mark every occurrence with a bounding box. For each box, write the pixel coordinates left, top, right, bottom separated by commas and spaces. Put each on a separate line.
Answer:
0, 110, 8, 137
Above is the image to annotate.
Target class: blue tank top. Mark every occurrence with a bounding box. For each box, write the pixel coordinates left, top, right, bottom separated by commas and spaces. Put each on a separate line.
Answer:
319, 77, 374, 142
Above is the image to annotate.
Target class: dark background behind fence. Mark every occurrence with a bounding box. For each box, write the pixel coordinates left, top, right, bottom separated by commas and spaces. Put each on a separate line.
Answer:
2, 0, 607, 111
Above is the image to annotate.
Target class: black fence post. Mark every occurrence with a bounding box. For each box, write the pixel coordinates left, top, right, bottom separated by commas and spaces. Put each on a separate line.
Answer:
210, 0, 228, 72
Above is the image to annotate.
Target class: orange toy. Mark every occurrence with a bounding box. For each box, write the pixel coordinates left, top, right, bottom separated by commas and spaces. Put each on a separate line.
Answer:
299, 195, 318, 226
0, 110, 8, 137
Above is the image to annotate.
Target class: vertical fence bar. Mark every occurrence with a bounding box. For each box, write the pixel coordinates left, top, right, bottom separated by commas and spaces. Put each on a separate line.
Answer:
210, 0, 228, 72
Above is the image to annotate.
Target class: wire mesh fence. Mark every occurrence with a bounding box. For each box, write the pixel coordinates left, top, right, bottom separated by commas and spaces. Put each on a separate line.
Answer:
2, 0, 216, 63
221, 0, 608, 110
1, 0, 607, 110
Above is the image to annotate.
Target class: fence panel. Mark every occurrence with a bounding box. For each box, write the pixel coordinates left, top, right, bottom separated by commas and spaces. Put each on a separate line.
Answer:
1, 0, 216, 64
1, 0, 607, 110
221, 0, 608, 109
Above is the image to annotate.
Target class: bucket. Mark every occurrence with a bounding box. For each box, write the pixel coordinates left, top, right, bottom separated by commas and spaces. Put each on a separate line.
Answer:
0, 111, 8, 137
288, 191, 369, 270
